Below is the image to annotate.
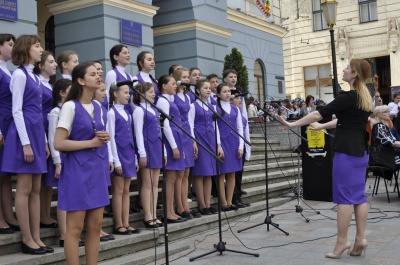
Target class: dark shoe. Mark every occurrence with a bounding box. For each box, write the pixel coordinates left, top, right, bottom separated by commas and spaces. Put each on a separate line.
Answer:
59, 239, 64, 248
233, 200, 246, 208
0, 226, 14, 234
79, 239, 85, 247
221, 205, 232, 212
190, 210, 202, 218
106, 235, 115, 240
230, 204, 239, 211
129, 205, 141, 214
39, 245, 54, 253
143, 219, 159, 229
154, 218, 164, 226
199, 208, 212, 215
40, 222, 58, 229
211, 193, 219, 198
21, 243, 46, 255
126, 226, 141, 234
6, 222, 20, 231
166, 218, 185, 223
177, 211, 193, 220
157, 204, 163, 210
240, 189, 247, 195
100, 235, 109, 242
209, 207, 218, 214
113, 226, 131, 235
239, 199, 250, 207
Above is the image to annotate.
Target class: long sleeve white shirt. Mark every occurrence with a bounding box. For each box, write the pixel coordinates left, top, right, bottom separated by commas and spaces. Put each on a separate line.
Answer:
220, 101, 244, 150
48, 106, 62, 164
189, 99, 221, 144
108, 104, 131, 168
156, 94, 177, 149
10, 64, 44, 145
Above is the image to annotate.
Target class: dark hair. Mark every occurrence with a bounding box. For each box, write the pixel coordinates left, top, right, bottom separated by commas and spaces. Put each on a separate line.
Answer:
110, 44, 128, 68
216, 83, 230, 116
33, 51, 53, 75
93, 60, 101, 65
206, 73, 218, 81
52, 79, 72, 108
157, 75, 172, 94
137, 51, 152, 72
305, 95, 315, 107
0, 33, 16, 45
56, 50, 77, 74
133, 82, 154, 105
168, 64, 181, 76
195, 79, 209, 97
393, 93, 400, 100
65, 61, 95, 103
222, 69, 237, 79
12, 35, 41, 65
189, 67, 201, 75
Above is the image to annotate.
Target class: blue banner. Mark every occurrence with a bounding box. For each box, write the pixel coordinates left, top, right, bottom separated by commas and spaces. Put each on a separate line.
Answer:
0, 0, 17, 22
121, 19, 142, 47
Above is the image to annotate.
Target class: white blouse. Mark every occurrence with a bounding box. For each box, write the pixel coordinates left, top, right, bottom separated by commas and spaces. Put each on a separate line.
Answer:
156, 94, 177, 149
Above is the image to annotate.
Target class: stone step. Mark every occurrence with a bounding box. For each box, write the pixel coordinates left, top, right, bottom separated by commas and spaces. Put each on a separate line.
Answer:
243, 160, 301, 176
242, 168, 302, 190
246, 153, 301, 165
0, 198, 291, 265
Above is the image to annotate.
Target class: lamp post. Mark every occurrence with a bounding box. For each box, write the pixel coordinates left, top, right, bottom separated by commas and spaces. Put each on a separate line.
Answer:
321, 0, 339, 98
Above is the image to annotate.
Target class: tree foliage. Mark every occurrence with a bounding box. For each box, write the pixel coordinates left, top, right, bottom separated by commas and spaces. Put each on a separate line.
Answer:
223, 48, 249, 94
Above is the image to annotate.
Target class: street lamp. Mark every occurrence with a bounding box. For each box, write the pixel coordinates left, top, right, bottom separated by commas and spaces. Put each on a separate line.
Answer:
321, 0, 338, 98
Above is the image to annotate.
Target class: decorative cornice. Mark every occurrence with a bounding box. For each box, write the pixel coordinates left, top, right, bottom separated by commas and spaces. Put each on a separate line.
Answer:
48, 0, 159, 17
153, 20, 232, 39
227, 8, 287, 37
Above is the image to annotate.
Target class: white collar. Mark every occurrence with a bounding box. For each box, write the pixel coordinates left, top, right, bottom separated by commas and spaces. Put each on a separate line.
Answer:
162, 94, 174, 102
62, 74, 72, 80
139, 71, 150, 78
24, 64, 35, 72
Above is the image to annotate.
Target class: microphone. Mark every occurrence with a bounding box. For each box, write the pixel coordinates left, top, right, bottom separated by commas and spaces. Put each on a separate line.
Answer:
230, 93, 247, 100
110, 79, 138, 89
176, 81, 197, 87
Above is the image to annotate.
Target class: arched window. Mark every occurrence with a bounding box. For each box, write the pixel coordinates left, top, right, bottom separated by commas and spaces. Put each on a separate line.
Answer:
254, 59, 265, 102
45, 16, 55, 55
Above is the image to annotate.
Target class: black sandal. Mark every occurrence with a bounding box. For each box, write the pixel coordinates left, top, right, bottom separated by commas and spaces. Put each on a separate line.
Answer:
143, 219, 159, 229
125, 226, 141, 234
113, 226, 131, 235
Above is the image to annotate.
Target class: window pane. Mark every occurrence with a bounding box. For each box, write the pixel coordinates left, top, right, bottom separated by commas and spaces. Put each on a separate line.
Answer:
305, 66, 318, 81
369, 2, 377, 21
313, 13, 322, 31
359, 3, 369, 23
319, 64, 331, 79
312, 0, 321, 11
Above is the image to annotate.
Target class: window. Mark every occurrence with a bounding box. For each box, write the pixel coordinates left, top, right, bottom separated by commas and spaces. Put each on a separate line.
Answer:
312, 0, 328, 31
359, 0, 377, 23
254, 60, 265, 102
304, 64, 332, 100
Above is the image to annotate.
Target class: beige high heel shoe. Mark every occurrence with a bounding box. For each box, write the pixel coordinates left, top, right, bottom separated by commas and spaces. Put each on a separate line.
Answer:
350, 239, 368, 257
325, 241, 351, 259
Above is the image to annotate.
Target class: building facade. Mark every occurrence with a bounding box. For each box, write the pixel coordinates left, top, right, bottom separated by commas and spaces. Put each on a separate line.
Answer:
0, 0, 287, 101
282, 0, 400, 103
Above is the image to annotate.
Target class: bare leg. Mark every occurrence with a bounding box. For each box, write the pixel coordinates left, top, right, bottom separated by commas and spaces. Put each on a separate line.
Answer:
332, 204, 352, 253
353, 202, 368, 244
122, 177, 132, 228
174, 170, 184, 214
151, 169, 160, 220
181, 168, 190, 213
225, 172, 235, 206
203, 176, 212, 208
85, 208, 104, 265
31, 174, 45, 247
165, 170, 178, 219
15, 174, 39, 248
194, 176, 205, 209
2, 176, 18, 225
112, 176, 127, 232
57, 209, 66, 240
218, 174, 228, 206
140, 168, 153, 222
40, 185, 56, 224
65, 211, 86, 264
0, 179, 8, 227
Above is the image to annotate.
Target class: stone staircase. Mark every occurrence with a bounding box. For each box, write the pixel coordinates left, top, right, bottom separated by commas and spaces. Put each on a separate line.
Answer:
0, 124, 302, 265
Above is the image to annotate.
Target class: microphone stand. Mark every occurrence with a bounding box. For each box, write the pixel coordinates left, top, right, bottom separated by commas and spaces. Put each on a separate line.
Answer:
237, 96, 309, 235
130, 86, 223, 265
186, 88, 258, 262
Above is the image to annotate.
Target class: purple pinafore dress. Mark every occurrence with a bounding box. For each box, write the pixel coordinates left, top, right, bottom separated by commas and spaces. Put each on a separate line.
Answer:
2, 66, 47, 174
58, 100, 109, 211
111, 106, 137, 177
160, 96, 185, 171
100, 104, 111, 186
174, 93, 194, 168
140, 104, 163, 168
191, 101, 217, 176
42, 82, 55, 185
217, 105, 242, 174
0, 67, 13, 176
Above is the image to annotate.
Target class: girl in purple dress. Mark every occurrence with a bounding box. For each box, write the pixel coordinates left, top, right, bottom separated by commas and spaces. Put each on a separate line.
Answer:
108, 84, 140, 234
189, 80, 224, 215
54, 61, 110, 264
172, 67, 200, 219
0, 33, 18, 233
105, 45, 134, 113
47, 78, 71, 247
216, 84, 244, 211
133, 82, 164, 228
56, 50, 79, 80
157, 75, 186, 223
135, 51, 159, 96
33, 51, 58, 229
2, 35, 50, 255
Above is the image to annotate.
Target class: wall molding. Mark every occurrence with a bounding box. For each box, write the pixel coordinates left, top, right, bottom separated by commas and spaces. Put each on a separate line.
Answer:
48, 0, 158, 17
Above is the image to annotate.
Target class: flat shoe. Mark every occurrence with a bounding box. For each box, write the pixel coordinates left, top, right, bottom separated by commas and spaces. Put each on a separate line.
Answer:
40, 222, 58, 229
21, 243, 46, 255
6, 222, 20, 231
221, 205, 231, 212
106, 235, 115, 240
166, 218, 185, 223
143, 219, 159, 229
100, 235, 109, 242
113, 226, 131, 235
126, 226, 141, 234
39, 245, 54, 253
190, 210, 202, 218
0, 226, 14, 234
209, 207, 218, 214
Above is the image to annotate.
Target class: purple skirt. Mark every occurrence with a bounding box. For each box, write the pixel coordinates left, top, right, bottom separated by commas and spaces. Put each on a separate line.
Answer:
165, 130, 185, 171
0, 114, 13, 176
332, 152, 368, 204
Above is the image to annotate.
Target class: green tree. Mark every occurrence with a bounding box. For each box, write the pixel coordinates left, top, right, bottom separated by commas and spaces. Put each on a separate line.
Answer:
223, 48, 249, 94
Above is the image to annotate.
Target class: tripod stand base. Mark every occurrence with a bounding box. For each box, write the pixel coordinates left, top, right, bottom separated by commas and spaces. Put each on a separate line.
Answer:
189, 241, 259, 262
237, 215, 289, 235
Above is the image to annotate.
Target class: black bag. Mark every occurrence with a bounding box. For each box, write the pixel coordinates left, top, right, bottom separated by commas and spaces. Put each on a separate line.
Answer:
369, 123, 396, 178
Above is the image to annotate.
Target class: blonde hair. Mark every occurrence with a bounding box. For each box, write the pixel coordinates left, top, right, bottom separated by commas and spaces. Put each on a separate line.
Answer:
370, 105, 390, 128
350, 59, 373, 112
